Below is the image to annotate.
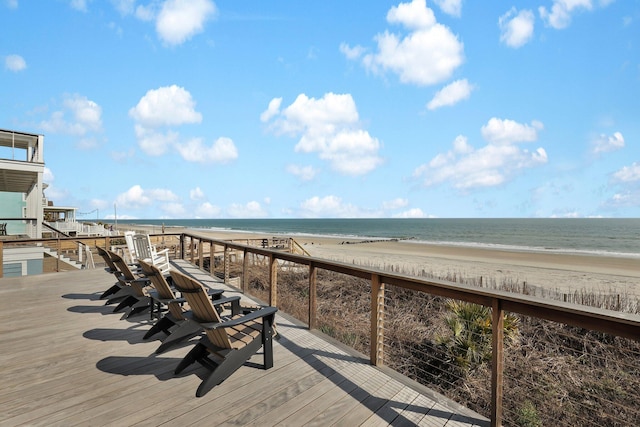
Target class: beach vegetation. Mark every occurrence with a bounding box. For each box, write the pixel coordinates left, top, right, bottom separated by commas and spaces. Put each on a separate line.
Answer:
229, 253, 640, 427
435, 300, 519, 373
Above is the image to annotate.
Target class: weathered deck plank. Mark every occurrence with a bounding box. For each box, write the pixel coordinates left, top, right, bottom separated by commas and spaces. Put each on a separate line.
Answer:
0, 264, 488, 426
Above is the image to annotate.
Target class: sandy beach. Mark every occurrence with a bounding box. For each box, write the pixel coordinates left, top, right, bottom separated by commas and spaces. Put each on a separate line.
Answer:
124, 224, 640, 299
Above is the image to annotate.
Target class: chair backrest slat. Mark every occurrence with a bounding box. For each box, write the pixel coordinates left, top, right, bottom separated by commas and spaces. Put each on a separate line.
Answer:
170, 270, 231, 349
138, 259, 184, 319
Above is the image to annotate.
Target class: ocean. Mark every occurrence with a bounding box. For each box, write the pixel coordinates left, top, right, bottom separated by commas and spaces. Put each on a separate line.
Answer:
110, 218, 640, 259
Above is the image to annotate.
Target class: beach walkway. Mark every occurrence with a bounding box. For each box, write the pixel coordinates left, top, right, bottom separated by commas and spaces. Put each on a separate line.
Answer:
0, 262, 487, 426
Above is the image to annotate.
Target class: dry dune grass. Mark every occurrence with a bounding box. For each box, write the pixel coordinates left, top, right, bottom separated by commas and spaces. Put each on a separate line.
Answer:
231, 258, 640, 427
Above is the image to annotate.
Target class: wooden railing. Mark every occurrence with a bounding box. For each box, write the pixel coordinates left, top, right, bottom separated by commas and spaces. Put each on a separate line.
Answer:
1, 231, 639, 426
177, 231, 640, 427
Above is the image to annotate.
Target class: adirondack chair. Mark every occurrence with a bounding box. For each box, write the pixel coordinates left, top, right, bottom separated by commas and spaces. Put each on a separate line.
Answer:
132, 233, 171, 273
96, 246, 122, 299
108, 250, 153, 317
96, 246, 133, 302
123, 231, 137, 264
137, 259, 233, 354
170, 270, 278, 397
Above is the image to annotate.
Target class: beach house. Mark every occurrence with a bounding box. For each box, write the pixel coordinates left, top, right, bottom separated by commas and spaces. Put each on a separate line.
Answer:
0, 128, 111, 276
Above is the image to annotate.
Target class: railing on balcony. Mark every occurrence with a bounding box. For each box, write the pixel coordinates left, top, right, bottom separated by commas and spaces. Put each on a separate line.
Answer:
1, 231, 638, 426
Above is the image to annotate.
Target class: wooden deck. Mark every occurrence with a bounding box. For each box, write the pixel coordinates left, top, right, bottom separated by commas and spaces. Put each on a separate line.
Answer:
0, 262, 488, 426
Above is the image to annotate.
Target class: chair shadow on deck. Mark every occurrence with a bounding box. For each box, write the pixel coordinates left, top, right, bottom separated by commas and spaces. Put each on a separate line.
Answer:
96, 356, 184, 382
83, 328, 160, 346
62, 292, 103, 300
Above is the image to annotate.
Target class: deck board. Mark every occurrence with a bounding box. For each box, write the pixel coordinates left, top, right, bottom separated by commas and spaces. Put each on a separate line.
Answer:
0, 262, 488, 426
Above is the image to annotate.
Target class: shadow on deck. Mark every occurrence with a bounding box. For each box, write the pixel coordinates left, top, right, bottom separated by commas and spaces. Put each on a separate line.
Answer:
0, 265, 488, 426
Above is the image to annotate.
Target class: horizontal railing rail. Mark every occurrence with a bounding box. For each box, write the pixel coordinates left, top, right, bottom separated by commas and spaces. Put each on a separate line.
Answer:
1, 230, 639, 426
176, 231, 640, 427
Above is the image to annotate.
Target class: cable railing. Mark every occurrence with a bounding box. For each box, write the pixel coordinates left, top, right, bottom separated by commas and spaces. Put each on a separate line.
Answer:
178, 231, 640, 427
1, 231, 639, 426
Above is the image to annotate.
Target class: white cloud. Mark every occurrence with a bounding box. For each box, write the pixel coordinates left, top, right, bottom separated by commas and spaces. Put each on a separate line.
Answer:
135, 4, 156, 21
387, 0, 436, 30
129, 85, 202, 127
592, 131, 624, 154
130, 85, 205, 156
5, 0, 18, 9
264, 93, 383, 175
382, 198, 409, 209
612, 162, 640, 183
5, 54, 26, 72
227, 201, 268, 218
40, 94, 103, 142
190, 187, 205, 200
350, 0, 464, 86
339, 43, 366, 60
156, 0, 216, 46
260, 97, 282, 122
298, 195, 362, 218
147, 188, 179, 202
286, 164, 319, 181
413, 119, 548, 190
134, 125, 178, 156
195, 202, 221, 217
481, 117, 543, 145
111, 0, 135, 15
499, 8, 535, 48
116, 185, 153, 209
539, 0, 593, 29
433, 0, 462, 17
115, 185, 179, 211
70, 0, 88, 12
427, 79, 474, 110
393, 208, 427, 218
43, 167, 55, 183
175, 137, 238, 163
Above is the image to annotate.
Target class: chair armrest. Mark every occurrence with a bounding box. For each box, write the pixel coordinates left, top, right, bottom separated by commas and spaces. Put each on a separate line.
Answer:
146, 290, 185, 305
204, 306, 278, 330
211, 295, 241, 307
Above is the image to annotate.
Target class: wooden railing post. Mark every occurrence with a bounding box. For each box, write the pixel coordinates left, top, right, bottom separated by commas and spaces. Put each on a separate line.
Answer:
370, 273, 384, 366
242, 248, 249, 293
209, 242, 215, 276
491, 298, 504, 427
308, 261, 317, 329
269, 253, 277, 307
224, 244, 230, 283
198, 239, 204, 269
190, 237, 195, 264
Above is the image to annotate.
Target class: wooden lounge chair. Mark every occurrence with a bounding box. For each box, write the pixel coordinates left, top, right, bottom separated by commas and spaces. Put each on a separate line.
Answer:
123, 230, 138, 264
137, 259, 232, 354
96, 246, 140, 303
132, 233, 171, 273
96, 246, 124, 300
108, 250, 153, 317
170, 270, 278, 397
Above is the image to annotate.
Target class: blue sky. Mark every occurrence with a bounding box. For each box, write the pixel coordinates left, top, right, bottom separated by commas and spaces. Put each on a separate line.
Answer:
2, 0, 639, 219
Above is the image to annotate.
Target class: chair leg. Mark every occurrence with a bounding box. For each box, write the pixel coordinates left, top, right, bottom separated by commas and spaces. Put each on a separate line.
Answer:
100, 283, 121, 299
113, 295, 138, 313
262, 317, 276, 370
155, 321, 202, 354
175, 342, 208, 375
144, 316, 176, 339
195, 339, 263, 397
125, 300, 151, 318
